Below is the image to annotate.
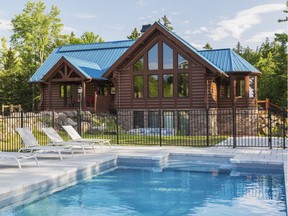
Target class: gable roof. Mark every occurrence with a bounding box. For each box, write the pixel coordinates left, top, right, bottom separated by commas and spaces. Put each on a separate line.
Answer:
30, 22, 260, 82
29, 40, 135, 82
198, 49, 260, 73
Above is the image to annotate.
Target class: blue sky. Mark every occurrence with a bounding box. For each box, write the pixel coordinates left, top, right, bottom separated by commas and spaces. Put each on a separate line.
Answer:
0, 0, 286, 49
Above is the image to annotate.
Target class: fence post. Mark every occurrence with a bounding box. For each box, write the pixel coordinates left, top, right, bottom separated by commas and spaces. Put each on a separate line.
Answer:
282, 107, 286, 149
52, 111, 55, 128
159, 110, 162, 147
20, 110, 24, 128
116, 112, 119, 145
77, 110, 81, 136
206, 108, 209, 146
232, 107, 236, 148
268, 106, 272, 149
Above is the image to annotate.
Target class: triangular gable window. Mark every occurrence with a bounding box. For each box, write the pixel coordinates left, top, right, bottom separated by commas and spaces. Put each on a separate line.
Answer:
178, 54, 189, 69
133, 56, 144, 72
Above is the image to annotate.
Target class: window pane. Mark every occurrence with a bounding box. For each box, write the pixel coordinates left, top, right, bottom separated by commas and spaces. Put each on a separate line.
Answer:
178, 111, 189, 135
148, 43, 158, 70
249, 76, 255, 98
133, 56, 144, 72
164, 111, 174, 129
178, 73, 189, 97
148, 75, 158, 98
163, 43, 173, 69
163, 74, 173, 97
148, 111, 160, 128
134, 76, 144, 98
236, 78, 245, 97
134, 111, 144, 128
178, 54, 189, 69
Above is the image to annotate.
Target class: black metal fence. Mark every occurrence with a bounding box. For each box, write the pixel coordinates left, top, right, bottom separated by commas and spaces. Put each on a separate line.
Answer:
0, 107, 286, 151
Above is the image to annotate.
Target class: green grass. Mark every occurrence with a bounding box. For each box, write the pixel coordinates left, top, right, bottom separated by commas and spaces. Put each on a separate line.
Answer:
1, 129, 227, 152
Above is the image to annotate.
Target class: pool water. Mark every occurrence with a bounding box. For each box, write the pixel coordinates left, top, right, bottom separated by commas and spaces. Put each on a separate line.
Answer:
4, 168, 286, 216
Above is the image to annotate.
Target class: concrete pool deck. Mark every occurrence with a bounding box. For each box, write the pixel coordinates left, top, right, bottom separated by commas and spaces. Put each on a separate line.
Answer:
0, 146, 287, 213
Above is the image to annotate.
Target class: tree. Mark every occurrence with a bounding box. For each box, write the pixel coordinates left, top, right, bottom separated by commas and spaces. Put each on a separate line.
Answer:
127, 28, 140, 40
278, 0, 288, 22
81, 32, 104, 43
0, 38, 23, 106
10, 0, 64, 110
203, 43, 213, 50
161, 15, 173, 31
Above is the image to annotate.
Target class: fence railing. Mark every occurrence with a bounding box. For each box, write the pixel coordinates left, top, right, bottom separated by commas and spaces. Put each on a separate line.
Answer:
0, 107, 287, 151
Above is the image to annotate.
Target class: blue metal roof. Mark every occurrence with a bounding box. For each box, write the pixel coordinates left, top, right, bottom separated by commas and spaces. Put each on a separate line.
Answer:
30, 40, 135, 82
30, 24, 260, 83
198, 49, 260, 73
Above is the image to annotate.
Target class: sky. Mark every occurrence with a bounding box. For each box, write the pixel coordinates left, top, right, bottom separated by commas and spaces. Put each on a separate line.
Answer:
0, 0, 286, 50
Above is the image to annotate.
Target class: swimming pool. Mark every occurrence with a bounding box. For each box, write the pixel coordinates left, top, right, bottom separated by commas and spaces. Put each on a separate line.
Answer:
3, 156, 287, 216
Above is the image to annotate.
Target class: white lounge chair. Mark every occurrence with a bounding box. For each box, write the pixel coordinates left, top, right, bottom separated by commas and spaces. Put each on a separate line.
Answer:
16, 128, 74, 160
42, 127, 94, 155
0, 152, 38, 171
62, 125, 111, 149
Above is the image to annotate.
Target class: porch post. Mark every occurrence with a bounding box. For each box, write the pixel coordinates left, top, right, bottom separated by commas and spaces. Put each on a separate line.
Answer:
82, 82, 86, 109
230, 76, 235, 107
48, 81, 52, 110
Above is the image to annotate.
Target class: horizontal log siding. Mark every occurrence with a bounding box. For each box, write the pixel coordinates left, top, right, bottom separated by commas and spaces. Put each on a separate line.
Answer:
191, 66, 205, 108
116, 72, 132, 109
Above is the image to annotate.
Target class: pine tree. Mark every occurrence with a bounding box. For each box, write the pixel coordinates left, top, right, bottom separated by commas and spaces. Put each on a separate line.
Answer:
203, 43, 213, 50
161, 15, 173, 31
127, 28, 140, 40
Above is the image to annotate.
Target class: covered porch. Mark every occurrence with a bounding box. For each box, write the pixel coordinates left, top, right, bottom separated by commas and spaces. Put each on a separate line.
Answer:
37, 57, 114, 112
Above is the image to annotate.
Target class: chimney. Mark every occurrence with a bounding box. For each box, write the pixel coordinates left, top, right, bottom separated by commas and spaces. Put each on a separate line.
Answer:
140, 24, 151, 33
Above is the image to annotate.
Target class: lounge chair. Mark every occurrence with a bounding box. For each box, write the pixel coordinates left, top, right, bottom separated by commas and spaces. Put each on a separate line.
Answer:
42, 127, 93, 155
0, 152, 38, 171
16, 128, 74, 160
62, 125, 111, 149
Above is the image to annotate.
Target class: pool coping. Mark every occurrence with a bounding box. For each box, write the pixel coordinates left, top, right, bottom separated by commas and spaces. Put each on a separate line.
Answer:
0, 146, 287, 214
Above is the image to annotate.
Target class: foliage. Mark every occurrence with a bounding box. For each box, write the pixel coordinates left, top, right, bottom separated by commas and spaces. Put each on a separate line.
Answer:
233, 33, 287, 107
161, 15, 173, 31
203, 43, 213, 50
127, 28, 140, 40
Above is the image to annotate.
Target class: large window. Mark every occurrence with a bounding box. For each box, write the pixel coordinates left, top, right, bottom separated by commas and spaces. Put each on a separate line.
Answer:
134, 76, 144, 98
131, 41, 191, 101
163, 43, 173, 69
148, 43, 158, 70
133, 56, 144, 72
236, 77, 245, 97
148, 75, 158, 98
178, 73, 188, 97
163, 74, 174, 97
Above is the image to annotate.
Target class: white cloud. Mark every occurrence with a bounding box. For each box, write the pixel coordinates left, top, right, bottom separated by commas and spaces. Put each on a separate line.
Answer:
246, 28, 286, 43
0, 19, 12, 30
137, 0, 148, 7
61, 26, 76, 34
171, 11, 180, 16
74, 14, 96, 19
208, 4, 284, 41
189, 42, 204, 50
185, 26, 209, 35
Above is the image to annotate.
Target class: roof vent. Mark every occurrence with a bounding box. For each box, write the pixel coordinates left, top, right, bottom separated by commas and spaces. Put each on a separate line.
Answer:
140, 24, 151, 33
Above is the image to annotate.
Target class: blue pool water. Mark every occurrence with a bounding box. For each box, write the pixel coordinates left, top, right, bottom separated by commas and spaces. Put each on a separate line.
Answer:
4, 168, 286, 216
